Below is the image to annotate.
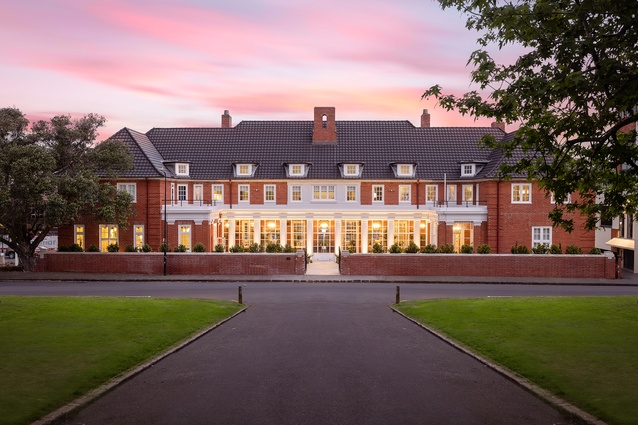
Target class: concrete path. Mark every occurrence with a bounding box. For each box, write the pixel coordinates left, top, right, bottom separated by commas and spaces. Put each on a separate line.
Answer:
58, 284, 582, 425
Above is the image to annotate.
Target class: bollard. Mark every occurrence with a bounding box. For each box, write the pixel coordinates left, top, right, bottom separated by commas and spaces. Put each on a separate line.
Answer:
395, 285, 400, 304
238, 286, 243, 304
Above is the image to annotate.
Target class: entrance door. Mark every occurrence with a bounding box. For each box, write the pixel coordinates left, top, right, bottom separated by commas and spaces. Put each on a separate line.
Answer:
313, 220, 335, 261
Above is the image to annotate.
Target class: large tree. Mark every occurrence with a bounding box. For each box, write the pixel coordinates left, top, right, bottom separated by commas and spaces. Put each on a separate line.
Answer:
424, 0, 638, 231
0, 107, 134, 271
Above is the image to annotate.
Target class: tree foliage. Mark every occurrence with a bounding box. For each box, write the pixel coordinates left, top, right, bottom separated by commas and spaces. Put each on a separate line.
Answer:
423, 0, 638, 231
0, 107, 134, 270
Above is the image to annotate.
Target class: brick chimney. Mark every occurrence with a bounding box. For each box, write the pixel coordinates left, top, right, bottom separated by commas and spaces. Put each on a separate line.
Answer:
421, 109, 431, 128
491, 121, 505, 131
313, 107, 337, 143
221, 110, 232, 128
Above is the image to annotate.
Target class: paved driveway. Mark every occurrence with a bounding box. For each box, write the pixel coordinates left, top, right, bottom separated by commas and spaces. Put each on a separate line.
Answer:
32, 283, 607, 424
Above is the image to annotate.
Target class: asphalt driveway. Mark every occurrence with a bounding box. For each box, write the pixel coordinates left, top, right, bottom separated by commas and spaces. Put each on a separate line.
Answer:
53, 284, 584, 425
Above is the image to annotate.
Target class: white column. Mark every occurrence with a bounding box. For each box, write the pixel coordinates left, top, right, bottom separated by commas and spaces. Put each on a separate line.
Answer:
387, 219, 395, 250
335, 219, 342, 253
431, 217, 438, 247
361, 219, 369, 253
228, 220, 236, 248
414, 219, 421, 247
280, 217, 287, 247
253, 219, 261, 245
306, 218, 314, 255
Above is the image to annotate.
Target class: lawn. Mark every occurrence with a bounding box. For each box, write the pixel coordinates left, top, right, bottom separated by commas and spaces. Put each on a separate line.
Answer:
395, 296, 638, 425
0, 296, 243, 425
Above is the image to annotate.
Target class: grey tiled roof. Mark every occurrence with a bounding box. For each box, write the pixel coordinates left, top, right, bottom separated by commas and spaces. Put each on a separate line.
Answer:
113, 120, 515, 181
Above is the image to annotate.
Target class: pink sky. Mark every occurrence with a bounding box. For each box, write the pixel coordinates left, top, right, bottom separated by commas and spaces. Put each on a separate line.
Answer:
0, 0, 513, 138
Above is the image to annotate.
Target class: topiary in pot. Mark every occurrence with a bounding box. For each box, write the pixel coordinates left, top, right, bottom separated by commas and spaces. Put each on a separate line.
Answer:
372, 243, 384, 253
214, 244, 225, 253
389, 243, 403, 253
405, 242, 419, 253
193, 242, 206, 252
438, 244, 455, 253
476, 244, 492, 254
460, 244, 474, 254
420, 244, 437, 254
107, 243, 119, 252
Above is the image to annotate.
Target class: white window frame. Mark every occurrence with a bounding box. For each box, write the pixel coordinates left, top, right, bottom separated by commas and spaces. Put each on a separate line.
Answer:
264, 184, 276, 203
289, 164, 305, 176
178, 224, 192, 252
313, 185, 335, 201
399, 185, 411, 203
291, 185, 302, 202
426, 185, 438, 204
447, 185, 457, 203
550, 192, 572, 204
512, 183, 532, 204
372, 185, 384, 203
239, 184, 250, 203
462, 185, 473, 203
346, 185, 358, 202
194, 184, 203, 202
177, 184, 188, 201
236, 164, 252, 176
344, 164, 359, 176
532, 226, 552, 248
99, 224, 118, 252
176, 163, 189, 176
397, 164, 413, 177
116, 183, 137, 203
461, 164, 476, 177
212, 184, 224, 203
134, 225, 144, 249
74, 225, 85, 250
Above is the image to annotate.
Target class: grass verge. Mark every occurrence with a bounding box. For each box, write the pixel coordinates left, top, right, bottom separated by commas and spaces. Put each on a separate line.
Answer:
395, 296, 638, 425
0, 296, 243, 425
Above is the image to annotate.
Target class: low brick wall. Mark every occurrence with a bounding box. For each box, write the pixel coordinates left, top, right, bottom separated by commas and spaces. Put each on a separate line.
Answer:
339, 253, 617, 279
36, 252, 306, 275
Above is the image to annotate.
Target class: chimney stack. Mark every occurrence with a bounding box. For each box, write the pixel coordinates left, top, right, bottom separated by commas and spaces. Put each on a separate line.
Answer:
421, 109, 431, 128
491, 121, 505, 131
312, 107, 337, 143
221, 110, 232, 128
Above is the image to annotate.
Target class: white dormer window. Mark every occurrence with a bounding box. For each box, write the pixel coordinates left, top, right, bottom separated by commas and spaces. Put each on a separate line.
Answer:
291, 164, 304, 176
176, 163, 189, 176
237, 164, 252, 176
345, 164, 359, 176
395, 164, 414, 177
461, 164, 476, 177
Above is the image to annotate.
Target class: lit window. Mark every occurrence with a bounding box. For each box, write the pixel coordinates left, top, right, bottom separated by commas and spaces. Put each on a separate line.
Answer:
399, 185, 410, 202
116, 183, 136, 203
194, 184, 203, 202
397, 164, 413, 176
291, 185, 301, 202
447, 185, 457, 202
237, 164, 252, 176
74, 225, 85, 250
177, 184, 187, 201
179, 225, 191, 252
426, 185, 437, 203
372, 185, 384, 202
239, 184, 249, 202
265, 184, 275, 202
532, 226, 551, 248
212, 185, 224, 202
99, 224, 118, 252
463, 185, 473, 202
346, 185, 357, 202
461, 164, 475, 177
313, 185, 335, 200
512, 183, 532, 203
134, 225, 144, 249
176, 163, 189, 176
344, 164, 359, 176
290, 164, 304, 176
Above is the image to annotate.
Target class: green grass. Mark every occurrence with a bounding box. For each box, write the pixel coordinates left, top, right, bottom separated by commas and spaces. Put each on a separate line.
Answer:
395, 296, 638, 425
0, 296, 243, 425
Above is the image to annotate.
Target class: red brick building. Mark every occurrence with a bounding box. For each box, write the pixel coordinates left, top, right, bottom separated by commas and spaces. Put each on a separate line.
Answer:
59, 107, 594, 258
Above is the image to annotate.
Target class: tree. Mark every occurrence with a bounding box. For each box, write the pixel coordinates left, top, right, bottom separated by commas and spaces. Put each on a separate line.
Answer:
423, 0, 638, 231
0, 107, 134, 271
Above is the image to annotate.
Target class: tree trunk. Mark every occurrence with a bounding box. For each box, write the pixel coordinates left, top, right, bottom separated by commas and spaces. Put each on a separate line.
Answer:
17, 249, 36, 272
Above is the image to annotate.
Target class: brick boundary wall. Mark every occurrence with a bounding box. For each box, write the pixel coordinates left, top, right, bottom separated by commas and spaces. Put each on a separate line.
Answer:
36, 252, 306, 275
340, 252, 617, 279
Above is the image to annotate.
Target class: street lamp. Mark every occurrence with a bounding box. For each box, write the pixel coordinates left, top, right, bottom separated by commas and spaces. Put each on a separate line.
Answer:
163, 170, 168, 276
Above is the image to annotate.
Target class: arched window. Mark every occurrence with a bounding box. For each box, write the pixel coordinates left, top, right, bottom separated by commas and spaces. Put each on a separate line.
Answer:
322, 114, 327, 128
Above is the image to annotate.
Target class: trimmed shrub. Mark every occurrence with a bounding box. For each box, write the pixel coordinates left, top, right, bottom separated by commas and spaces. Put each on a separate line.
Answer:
565, 245, 583, 255
229, 244, 245, 253
68, 244, 84, 252
57, 245, 69, 252
124, 244, 137, 252
589, 247, 602, 255
476, 244, 492, 254
389, 243, 403, 253
511, 243, 530, 254
420, 244, 437, 254
550, 244, 563, 254
283, 244, 294, 253
372, 243, 384, 253
87, 244, 100, 252
174, 244, 187, 252
460, 244, 474, 254
405, 242, 419, 253
214, 244, 225, 253
266, 242, 283, 253
141, 244, 152, 252
248, 243, 261, 253
107, 243, 119, 252
532, 244, 549, 254
438, 244, 455, 253
159, 243, 171, 253
193, 242, 206, 252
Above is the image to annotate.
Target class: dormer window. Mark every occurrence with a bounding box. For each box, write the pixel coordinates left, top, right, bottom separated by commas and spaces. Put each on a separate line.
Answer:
234, 163, 258, 177
339, 163, 363, 178
393, 163, 416, 178
176, 163, 189, 176
285, 163, 310, 178
461, 164, 476, 177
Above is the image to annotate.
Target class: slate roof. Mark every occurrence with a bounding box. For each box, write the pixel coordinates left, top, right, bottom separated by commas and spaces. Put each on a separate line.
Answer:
113, 120, 516, 181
